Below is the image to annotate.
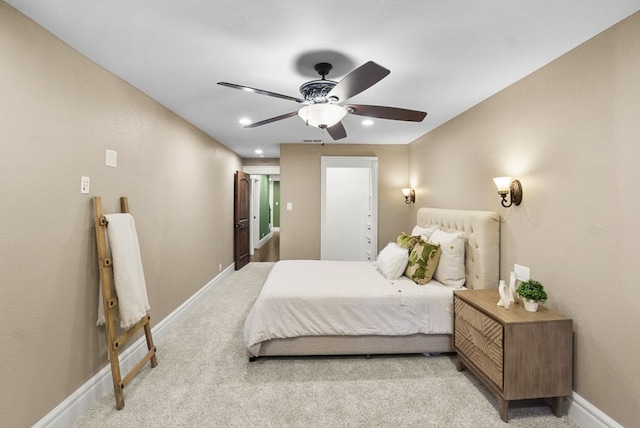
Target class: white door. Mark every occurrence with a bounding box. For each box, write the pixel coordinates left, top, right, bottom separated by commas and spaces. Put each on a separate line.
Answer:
321, 156, 378, 261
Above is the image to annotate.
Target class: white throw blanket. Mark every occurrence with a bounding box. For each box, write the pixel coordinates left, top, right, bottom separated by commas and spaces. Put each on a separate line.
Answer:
96, 213, 150, 329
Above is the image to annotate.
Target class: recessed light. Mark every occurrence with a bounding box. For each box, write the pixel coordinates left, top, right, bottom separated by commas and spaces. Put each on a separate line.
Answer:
255, 149, 263, 154
362, 119, 374, 126
239, 117, 251, 126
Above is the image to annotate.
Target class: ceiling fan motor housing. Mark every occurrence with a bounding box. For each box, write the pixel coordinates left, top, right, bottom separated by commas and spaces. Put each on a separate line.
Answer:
299, 62, 339, 104
299, 80, 337, 104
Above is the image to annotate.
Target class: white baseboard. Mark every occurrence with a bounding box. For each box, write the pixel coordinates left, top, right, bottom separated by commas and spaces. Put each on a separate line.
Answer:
33, 264, 235, 428
567, 392, 623, 428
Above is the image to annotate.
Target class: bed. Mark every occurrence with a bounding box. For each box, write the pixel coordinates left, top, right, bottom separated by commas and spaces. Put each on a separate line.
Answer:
243, 207, 500, 359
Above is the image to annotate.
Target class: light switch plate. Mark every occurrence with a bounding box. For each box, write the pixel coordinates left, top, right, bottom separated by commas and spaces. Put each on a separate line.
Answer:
286, 202, 292, 211
514, 264, 530, 281
80, 176, 90, 194
105, 149, 117, 167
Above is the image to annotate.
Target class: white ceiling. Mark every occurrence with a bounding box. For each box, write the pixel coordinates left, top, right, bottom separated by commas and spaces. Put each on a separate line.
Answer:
8, 0, 640, 159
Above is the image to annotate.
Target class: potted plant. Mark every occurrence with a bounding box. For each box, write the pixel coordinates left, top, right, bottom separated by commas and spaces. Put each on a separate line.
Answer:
516, 279, 548, 312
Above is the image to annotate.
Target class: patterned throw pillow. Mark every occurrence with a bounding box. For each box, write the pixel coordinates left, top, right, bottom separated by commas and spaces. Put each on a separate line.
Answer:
404, 239, 442, 285
397, 232, 419, 251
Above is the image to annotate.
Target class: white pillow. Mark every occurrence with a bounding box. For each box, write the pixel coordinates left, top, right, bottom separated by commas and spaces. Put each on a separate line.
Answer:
376, 242, 409, 280
428, 230, 465, 288
411, 224, 439, 242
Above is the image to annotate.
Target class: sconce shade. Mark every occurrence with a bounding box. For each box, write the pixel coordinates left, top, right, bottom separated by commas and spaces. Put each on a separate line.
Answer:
493, 177, 522, 207
493, 176, 513, 193
402, 188, 415, 204
298, 104, 347, 129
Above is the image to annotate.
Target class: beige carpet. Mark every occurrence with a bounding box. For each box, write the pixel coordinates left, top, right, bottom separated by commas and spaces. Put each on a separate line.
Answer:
73, 262, 579, 427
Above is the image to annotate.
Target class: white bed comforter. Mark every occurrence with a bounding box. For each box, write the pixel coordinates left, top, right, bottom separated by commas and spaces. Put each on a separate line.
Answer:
243, 260, 457, 356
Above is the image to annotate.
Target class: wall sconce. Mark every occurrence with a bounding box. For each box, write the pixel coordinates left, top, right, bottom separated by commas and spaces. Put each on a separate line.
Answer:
402, 188, 415, 204
493, 177, 523, 208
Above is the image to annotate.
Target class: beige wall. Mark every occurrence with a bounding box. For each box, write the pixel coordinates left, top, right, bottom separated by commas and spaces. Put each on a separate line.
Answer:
408, 12, 640, 427
280, 144, 411, 259
242, 158, 280, 167
3, 1, 639, 426
0, 4, 242, 427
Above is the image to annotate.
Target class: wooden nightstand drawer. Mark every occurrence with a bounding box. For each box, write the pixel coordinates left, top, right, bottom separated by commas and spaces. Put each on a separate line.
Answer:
454, 298, 504, 388
455, 331, 503, 388
454, 298, 503, 346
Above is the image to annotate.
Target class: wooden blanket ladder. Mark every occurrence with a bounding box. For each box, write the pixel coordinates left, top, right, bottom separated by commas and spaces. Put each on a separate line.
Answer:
93, 196, 158, 410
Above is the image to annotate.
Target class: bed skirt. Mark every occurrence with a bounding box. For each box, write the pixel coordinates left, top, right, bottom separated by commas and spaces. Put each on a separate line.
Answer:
251, 333, 453, 358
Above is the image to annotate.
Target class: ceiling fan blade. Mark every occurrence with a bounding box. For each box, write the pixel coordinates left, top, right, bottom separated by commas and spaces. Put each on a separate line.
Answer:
244, 111, 299, 128
327, 61, 390, 103
326, 122, 347, 140
218, 82, 304, 103
345, 104, 427, 122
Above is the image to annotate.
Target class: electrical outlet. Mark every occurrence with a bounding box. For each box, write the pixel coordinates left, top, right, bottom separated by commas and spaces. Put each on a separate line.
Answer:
80, 176, 90, 194
514, 264, 530, 281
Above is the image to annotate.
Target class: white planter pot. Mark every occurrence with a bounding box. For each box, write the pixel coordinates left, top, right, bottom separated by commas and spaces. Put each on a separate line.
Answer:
523, 299, 539, 312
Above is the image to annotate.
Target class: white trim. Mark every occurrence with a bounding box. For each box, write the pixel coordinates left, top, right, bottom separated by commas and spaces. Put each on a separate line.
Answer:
242, 165, 280, 175
33, 264, 235, 428
567, 392, 623, 428
255, 231, 273, 249
249, 176, 260, 255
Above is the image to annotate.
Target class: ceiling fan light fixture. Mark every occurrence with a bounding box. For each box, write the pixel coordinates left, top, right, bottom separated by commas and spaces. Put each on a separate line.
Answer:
298, 104, 347, 129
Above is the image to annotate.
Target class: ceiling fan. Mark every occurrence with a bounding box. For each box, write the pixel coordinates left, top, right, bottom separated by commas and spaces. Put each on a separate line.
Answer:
218, 61, 427, 140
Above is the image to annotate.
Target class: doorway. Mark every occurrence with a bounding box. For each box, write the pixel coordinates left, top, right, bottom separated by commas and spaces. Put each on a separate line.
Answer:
321, 156, 378, 261
249, 175, 280, 256
240, 166, 280, 265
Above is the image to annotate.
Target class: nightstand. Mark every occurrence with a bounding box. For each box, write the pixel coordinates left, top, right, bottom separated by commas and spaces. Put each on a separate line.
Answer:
453, 289, 573, 422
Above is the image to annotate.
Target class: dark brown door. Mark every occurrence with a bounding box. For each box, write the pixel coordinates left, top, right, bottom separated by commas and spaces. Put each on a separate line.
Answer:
234, 171, 251, 270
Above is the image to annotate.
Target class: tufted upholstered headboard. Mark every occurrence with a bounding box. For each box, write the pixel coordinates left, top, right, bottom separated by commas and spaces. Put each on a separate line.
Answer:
416, 207, 500, 290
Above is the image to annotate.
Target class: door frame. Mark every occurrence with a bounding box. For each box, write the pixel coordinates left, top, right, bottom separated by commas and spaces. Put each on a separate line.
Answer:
250, 176, 260, 255
243, 166, 280, 254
